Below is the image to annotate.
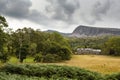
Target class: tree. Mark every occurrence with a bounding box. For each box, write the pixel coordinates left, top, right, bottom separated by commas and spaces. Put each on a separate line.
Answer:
0, 16, 8, 27
16, 44, 29, 63
102, 36, 120, 56
0, 16, 9, 63
0, 16, 8, 52
12, 28, 32, 62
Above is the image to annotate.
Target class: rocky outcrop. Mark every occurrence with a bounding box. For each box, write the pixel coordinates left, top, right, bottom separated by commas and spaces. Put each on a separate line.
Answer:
71, 25, 120, 37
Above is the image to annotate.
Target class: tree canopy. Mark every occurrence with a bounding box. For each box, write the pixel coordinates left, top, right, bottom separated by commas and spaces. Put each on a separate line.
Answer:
102, 36, 120, 56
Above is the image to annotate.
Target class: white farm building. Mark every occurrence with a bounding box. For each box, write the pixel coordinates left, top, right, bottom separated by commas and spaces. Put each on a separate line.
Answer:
76, 48, 101, 55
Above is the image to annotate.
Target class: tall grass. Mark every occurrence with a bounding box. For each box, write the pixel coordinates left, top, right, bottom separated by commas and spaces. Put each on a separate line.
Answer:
58, 55, 120, 74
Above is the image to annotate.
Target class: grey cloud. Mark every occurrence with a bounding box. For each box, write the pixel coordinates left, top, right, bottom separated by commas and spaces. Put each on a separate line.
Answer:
92, 0, 111, 21
1, 0, 120, 30
0, 0, 48, 25
81, 0, 111, 25
45, 0, 80, 22
0, 0, 32, 18
106, 0, 120, 21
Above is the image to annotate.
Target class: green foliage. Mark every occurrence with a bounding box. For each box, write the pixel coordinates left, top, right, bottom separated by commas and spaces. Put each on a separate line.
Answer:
34, 53, 62, 63
0, 16, 8, 52
0, 72, 76, 80
0, 16, 71, 63
0, 16, 8, 27
0, 64, 104, 80
41, 42, 71, 62
34, 53, 43, 62
0, 52, 9, 63
57, 46, 72, 60
105, 73, 120, 80
16, 44, 29, 63
29, 43, 37, 56
102, 36, 120, 56
1, 64, 120, 80
68, 36, 109, 52
43, 54, 61, 63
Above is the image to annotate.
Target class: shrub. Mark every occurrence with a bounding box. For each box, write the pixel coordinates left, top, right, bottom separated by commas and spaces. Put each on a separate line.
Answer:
43, 54, 61, 63
0, 64, 104, 80
58, 46, 72, 60
105, 73, 120, 80
34, 53, 43, 62
45, 42, 72, 62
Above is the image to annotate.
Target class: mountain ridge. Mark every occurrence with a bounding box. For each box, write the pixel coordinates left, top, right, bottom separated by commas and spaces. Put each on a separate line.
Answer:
45, 25, 120, 37
71, 25, 120, 37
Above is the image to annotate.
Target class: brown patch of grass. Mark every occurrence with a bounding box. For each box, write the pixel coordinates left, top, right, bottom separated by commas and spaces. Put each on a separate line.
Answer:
57, 55, 120, 74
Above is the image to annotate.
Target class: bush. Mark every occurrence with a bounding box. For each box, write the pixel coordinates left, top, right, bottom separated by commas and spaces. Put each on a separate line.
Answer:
34, 53, 43, 62
0, 64, 104, 80
34, 53, 61, 63
0, 72, 76, 80
105, 73, 120, 80
58, 46, 72, 60
43, 54, 61, 63
45, 42, 72, 62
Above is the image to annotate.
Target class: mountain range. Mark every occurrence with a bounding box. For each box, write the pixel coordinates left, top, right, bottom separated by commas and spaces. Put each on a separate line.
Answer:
46, 25, 120, 37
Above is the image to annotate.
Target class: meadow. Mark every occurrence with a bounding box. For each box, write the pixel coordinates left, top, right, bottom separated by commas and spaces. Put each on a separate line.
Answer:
58, 55, 120, 74
7, 55, 120, 74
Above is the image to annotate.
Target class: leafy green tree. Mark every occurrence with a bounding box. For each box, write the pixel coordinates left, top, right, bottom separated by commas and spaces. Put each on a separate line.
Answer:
102, 36, 120, 56
11, 28, 33, 62
58, 46, 72, 60
28, 43, 37, 56
4, 28, 13, 55
0, 16, 9, 63
0, 16, 8, 52
16, 44, 29, 63
50, 32, 70, 47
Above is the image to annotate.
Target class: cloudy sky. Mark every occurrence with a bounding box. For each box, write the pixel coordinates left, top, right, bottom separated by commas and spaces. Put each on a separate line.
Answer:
0, 0, 120, 33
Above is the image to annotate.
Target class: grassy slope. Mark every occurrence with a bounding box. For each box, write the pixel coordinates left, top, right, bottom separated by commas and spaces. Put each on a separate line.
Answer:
7, 55, 120, 74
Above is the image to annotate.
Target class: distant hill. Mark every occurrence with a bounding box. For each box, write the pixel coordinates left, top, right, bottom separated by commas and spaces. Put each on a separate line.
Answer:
45, 25, 120, 37
71, 25, 120, 37
44, 30, 71, 37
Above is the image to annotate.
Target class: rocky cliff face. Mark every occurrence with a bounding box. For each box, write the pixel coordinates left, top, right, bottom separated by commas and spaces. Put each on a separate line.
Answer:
71, 25, 120, 37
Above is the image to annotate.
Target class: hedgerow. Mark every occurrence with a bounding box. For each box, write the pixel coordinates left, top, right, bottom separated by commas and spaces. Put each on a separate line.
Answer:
0, 64, 104, 80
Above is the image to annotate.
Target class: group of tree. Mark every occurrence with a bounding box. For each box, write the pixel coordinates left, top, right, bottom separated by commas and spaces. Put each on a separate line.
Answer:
68, 36, 109, 51
0, 15, 72, 63
102, 36, 120, 56
68, 35, 120, 56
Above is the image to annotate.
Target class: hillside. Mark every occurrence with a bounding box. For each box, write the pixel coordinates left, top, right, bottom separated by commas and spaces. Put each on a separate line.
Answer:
45, 25, 120, 38
71, 25, 120, 37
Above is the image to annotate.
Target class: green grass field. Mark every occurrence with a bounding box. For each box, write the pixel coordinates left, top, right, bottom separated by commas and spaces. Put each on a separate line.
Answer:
6, 55, 120, 74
